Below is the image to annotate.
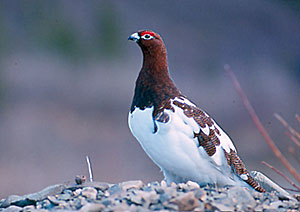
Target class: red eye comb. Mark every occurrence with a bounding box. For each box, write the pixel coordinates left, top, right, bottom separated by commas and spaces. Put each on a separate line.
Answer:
140, 31, 156, 37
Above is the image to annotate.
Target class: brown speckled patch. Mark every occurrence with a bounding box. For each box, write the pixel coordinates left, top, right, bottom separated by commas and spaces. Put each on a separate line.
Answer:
173, 100, 220, 156
223, 149, 266, 192
198, 130, 216, 156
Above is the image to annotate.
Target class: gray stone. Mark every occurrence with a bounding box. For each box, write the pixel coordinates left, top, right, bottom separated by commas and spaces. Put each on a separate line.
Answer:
120, 180, 144, 191
227, 186, 256, 207
81, 187, 97, 200
67, 182, 110, 192
0, 184, 66, 208
169, 192, 199, 211
41, 199, 54, 209
47, 195, 64, 205
104, 202, 130, 212
22, 205, 35, 211
73, 189, 82, 197
57, 193, 72, 201
108, 180, 144, 195
162, 202, 179, 210
1, 205, 22, 212
194, 189, 207, 201
100, 199, 112, 207
78, 203, 105, 212
270, 200, 287, 209
211, 202, 235, 211
186, 181, 200, 190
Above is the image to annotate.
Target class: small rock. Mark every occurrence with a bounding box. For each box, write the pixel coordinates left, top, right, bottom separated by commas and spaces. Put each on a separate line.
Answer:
42, 199, 54, 209
169, 192, 199, 211
178, 183, 188, 191
73, 189, 82, 197
211, 202, 235, 211
106, 202, 130, 211
57, 193, 72, 201
270, 200, 287, 209
81, 187, 97, 200
228, 186, 256, 207
194, 189, 206, 201
160, 180, 167, 188
0, 184, 66, 208
22, 205, 35, 211
100, 199, 112, 207
162, 202, 179, 210
121, 180, 144, 191
47, 195, 64, 205
67, 182, 110, 192
1, 205, 22, 212
108, 180, 144, 195
186, 181, 200, 189
79, 203, 105, 212
127, 191, 146, 205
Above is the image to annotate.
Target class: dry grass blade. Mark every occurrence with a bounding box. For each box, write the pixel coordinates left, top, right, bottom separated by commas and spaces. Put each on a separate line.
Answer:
224, 64, 300, 183
275, 113, 300, 140
261, 161, 300, 191
285, 131, 300, 149
86, 156, 94, 182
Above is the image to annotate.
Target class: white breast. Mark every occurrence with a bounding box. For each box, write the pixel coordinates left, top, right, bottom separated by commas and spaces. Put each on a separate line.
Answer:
128, 100, 247, 187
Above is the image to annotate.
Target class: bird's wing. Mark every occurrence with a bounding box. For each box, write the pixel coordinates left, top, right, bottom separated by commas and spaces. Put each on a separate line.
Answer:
160, 97, 265, 192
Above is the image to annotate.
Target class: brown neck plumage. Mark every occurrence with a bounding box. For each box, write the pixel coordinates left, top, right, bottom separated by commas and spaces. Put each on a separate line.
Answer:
130, 40, 181, 113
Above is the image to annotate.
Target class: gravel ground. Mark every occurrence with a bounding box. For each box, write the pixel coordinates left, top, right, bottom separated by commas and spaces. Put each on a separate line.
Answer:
0, 176, 299, 212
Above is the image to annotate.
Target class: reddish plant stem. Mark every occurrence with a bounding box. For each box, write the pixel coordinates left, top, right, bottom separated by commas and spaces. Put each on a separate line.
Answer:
280, 187, 300, 192
261, 161, 300, 191
224, 65, 300, 183
275, 113, 300, 140
286, 131, 300, 149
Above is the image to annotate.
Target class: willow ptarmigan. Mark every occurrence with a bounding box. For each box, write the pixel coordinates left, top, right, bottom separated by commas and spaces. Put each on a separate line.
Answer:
128, 30, 265, 192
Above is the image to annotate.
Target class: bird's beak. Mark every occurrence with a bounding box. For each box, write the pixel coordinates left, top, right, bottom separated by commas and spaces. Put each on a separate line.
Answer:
128, 32, 140, 42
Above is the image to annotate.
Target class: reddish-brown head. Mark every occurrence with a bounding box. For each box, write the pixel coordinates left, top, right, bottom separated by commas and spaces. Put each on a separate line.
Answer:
128, 30, 165, 53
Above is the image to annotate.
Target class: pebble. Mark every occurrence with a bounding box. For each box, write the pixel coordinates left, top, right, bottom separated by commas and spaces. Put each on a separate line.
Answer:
169, 192, 199, 211
79, 203, 105, 212
81, 187, 97, 200
0, 176, 299, 212
228, 186, 256, 207
1, 205, 22, 212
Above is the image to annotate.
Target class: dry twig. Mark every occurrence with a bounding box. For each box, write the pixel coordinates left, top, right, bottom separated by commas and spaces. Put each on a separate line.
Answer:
224, 65, 300, 183
86, 156, 94, 182
261, 161, 300, 191
275, 113, 300, 141
285, 131, 300, 149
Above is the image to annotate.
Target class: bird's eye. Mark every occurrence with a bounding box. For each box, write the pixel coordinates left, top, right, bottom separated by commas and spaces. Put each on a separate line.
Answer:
141, 34, 154, 40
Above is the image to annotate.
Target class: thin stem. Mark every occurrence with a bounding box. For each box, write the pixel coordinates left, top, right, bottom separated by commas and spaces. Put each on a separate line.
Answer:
225, 65, 300, 183
261, 161, 300, 191
275, 113, 300, 140
86, 156, 94, 182
285, 131, 300, 149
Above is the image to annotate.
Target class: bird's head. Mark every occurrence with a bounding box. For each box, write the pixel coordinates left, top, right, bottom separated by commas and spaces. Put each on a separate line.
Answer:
128, 30, 165, 52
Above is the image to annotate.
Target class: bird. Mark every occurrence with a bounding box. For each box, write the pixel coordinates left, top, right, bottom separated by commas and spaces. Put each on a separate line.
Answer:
128, 29, 265, 192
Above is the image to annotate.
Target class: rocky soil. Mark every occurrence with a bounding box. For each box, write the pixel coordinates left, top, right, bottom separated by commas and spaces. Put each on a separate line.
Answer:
0, 177, 299, 212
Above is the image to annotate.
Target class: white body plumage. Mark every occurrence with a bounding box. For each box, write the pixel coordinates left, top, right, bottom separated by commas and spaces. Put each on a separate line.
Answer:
129, 97, 248, 187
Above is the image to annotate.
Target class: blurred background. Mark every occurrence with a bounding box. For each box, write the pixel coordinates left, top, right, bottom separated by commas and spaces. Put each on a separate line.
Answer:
0, 0, 300, 198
